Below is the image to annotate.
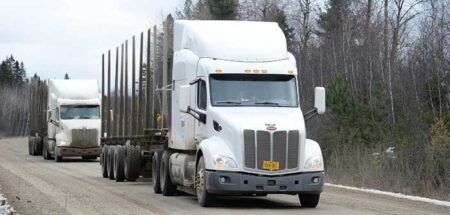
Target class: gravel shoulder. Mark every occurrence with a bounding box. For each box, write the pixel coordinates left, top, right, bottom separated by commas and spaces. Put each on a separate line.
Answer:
0, 137, 448, 215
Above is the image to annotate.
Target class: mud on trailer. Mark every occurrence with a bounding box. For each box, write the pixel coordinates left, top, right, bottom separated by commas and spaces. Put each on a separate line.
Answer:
100, 16, 327, 207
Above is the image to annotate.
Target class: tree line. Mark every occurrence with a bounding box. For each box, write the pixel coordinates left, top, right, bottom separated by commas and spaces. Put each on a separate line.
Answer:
175, 0, 449, 200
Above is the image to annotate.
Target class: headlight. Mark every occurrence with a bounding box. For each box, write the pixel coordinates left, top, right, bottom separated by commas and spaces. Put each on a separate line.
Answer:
59, 140, 68, 146
304, 156, 323, 170
213, 154, 238, 169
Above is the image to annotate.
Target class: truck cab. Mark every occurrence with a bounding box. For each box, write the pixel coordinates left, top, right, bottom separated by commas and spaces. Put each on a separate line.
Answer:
167, 21, 326, 207
45, 80, 102, 162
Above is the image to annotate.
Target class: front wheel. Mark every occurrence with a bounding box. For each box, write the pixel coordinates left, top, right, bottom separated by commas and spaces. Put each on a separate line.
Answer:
299, 193, 320, 208
196, 156, 215, 207
54, 147, 62, 162
152, 150, 162, 194
160, 150, 177, 196
42, 138, 52, 160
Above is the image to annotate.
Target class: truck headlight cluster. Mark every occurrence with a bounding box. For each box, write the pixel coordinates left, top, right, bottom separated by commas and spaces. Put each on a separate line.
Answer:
213, 154, 237, 169
304, 156, 323, 170
59, 140, 69, 146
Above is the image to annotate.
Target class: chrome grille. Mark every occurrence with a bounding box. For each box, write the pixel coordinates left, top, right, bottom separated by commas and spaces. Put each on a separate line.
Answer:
71, 129, 98, 148
288, 130, 299, 169
243, 130, 256, 168
244, 129, 299, 171
256, 131, 270, 169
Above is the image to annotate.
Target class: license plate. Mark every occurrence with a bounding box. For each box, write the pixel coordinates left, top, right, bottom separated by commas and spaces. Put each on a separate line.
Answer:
262, 160, 279, 170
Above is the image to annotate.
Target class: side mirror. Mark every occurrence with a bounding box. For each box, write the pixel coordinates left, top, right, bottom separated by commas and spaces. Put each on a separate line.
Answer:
179, 85, 190, 112
314, 87, 326, 114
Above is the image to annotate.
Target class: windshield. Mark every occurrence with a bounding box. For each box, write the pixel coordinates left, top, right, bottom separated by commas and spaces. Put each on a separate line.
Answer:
60, 105, 100, 119
210, 74, 298, 107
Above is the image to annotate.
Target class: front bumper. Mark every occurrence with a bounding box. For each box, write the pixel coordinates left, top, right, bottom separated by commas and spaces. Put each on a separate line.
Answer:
206, 170, 324, 195
56, 146, 101, 157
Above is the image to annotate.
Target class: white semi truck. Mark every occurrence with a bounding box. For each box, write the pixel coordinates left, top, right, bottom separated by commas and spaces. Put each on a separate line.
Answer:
28, 79, 102, 162
100, 18, 326, 208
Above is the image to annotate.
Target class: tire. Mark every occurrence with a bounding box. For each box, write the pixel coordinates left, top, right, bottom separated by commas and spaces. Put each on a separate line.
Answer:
114, 145, 125, 182
299, 193, 320, 208
28, 137, 34, 155
101, 145, 109, 178
160, 150, 176, 196
34, 137, 42, 156
107, 146, 116, 180
55, 146, 62, 162
124, 143, 141, 181
152, 150, 162, 194
43, 138, 52, 160
196, 156, 215, 207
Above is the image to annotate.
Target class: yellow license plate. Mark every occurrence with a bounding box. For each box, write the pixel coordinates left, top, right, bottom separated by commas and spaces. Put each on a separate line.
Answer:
262, 160, 280, 170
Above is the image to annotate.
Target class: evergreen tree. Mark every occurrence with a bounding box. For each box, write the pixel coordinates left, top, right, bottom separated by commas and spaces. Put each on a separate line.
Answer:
207, 0, 238, 20
0, 55, 26, 87
176, 0, 194, 19
64, 73, 70, 80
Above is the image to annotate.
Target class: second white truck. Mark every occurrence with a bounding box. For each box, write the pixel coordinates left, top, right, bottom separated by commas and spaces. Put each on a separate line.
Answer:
28, 79, 102, 162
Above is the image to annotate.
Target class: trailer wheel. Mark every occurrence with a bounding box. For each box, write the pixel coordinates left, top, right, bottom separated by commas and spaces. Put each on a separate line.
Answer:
114, 145, 125, 182
28, 137, 34, 155
160, 150, 176, 196
101, 145, 109, 178
54, 147, 62, 162
152, 150, 162, 194
124, 143, 141, 181
43, 138, 52, 160
107, 146, 116, 180
196, 156, 215, 207
299, 193, 320, 208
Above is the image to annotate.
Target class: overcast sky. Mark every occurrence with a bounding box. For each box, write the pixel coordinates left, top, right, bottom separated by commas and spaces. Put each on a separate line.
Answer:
0, 0, 182, 80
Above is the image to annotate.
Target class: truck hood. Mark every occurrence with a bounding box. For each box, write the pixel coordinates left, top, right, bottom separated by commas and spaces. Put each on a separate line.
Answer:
58, 119, 101, 143
205, 107, 308, 174
210, 107, 305, 132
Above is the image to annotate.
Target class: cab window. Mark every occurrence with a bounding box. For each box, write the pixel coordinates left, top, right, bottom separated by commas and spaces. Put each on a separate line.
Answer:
197, 80, 207, 110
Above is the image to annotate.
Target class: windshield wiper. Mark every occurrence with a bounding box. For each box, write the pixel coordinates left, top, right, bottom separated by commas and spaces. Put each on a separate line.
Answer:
254, 101, 280, 106
216, 101, 242, 105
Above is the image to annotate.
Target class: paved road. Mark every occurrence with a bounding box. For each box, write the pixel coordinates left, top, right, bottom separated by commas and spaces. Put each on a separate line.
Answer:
0, 138, 448, 215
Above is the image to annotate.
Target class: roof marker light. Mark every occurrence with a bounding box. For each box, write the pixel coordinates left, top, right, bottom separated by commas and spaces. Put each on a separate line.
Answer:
244, 70, 251, 73
262, 70, 268, 74
215, 69, 222, 73
253, 70, 259, 73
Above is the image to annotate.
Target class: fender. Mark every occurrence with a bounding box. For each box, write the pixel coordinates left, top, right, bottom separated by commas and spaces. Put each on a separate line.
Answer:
196, 136, 237, 171
303, 139, 324, 172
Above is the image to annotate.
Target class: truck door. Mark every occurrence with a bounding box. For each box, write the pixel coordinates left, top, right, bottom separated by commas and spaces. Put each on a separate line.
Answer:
194, 79, 208, 142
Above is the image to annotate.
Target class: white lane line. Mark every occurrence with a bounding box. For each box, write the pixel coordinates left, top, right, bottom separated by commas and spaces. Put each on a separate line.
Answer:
325, 183, 450, 207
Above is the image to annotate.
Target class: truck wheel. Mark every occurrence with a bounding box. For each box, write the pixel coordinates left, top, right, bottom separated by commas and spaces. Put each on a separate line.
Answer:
101, 145, 109, 178
34, 137, 42, 156
28, 136, 34, 155
107, 146, 116, 180
160, 150, 176, 196
152, 150, 162, 194
114, 145, 125, 182
28, 137, 34, 155
54, 147, 62, 162
196, 156, 215, 207
43, 138, 52, 160
124, 143, 141, 181
299, 193, 320, 208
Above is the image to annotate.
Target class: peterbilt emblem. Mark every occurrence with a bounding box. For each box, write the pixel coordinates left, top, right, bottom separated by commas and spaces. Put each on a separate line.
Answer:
265, 123, 277, 131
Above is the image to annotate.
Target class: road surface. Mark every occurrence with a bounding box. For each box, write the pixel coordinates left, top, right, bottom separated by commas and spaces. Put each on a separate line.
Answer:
0, 137, 448, 215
